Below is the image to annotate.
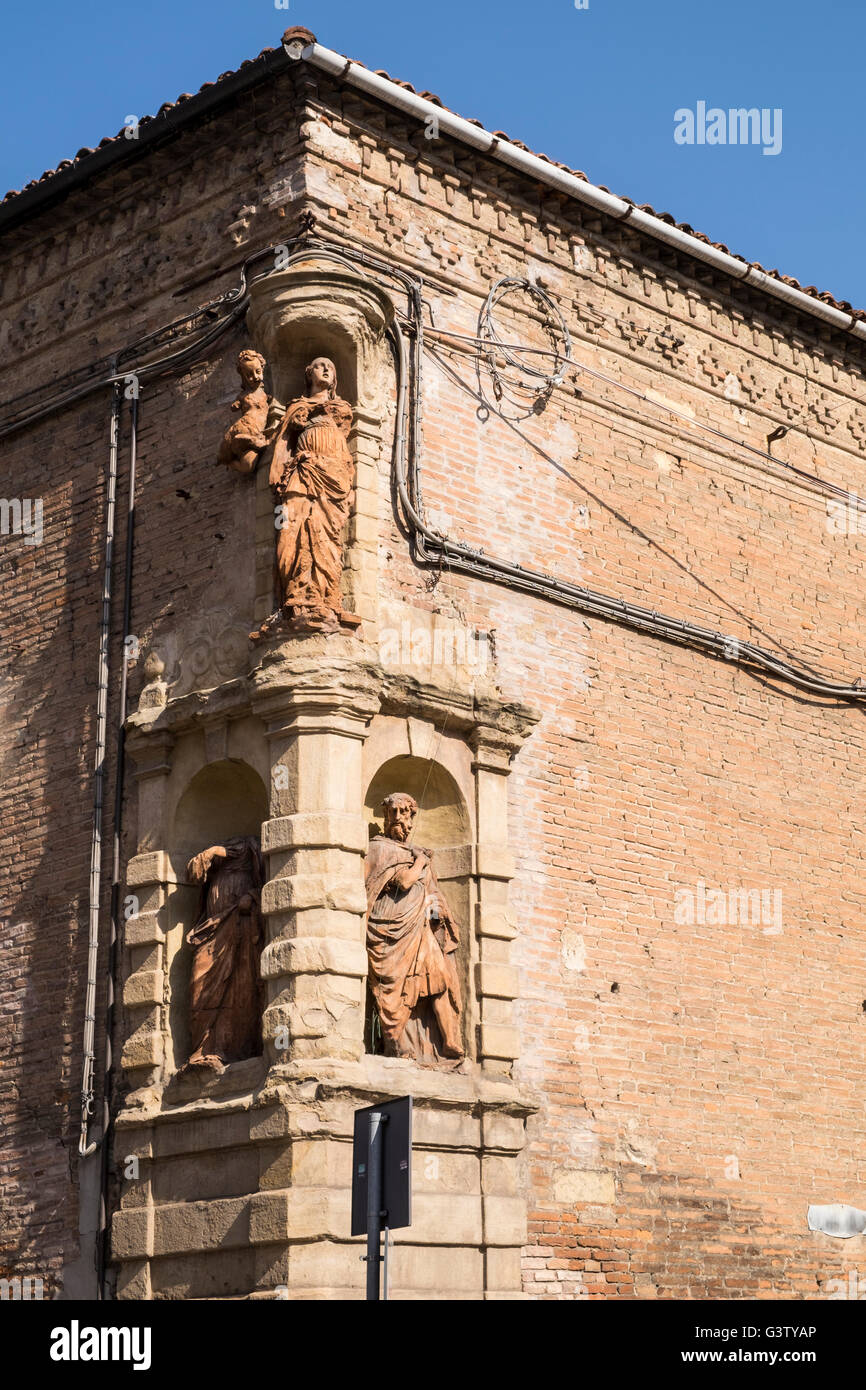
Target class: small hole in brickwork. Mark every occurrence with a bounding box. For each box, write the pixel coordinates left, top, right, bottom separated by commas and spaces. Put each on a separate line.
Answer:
176, 488, 191, 500
610, 982, 620, 993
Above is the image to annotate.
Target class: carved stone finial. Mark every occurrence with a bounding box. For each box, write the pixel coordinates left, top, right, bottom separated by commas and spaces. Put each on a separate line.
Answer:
217, 349, 271, 475
138, 649, 168, 710
364, 793, 464, 1067
282, 26, 317, 57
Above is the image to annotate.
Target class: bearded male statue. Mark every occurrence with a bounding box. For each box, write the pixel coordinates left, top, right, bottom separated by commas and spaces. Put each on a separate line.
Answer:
364, 793, 464, 1066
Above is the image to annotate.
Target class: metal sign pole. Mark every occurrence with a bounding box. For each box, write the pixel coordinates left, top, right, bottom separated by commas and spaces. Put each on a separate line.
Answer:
383, 1225, 390, 1301
366, 1110, 384, 1300
352, 1096, 410, 1297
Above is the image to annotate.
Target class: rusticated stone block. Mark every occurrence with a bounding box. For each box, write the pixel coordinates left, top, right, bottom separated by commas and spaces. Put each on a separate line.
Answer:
479, 1024, 520, 1061
262, 812, 368, 853
474, 907, 516, 940
262, 874, 367, 915
485, 1247, 523, 1291
112, 1207, 154, 1262
259, 936, 368, 980
475, 962, 519, 1000
482, 1195, 527, 1246
120, 1026, 163, 1071
125, 851, 171, 887
392, 1193, 482, 1246
475, 844, 515, 880
288, 1138, 353, 1189
122, 969, 163, 1007
123, 911, 165, 947
153, 1197, 250, 1256
411, 1107, 481, 1150
249, 1190, 290, 1244
115, 1259, 152, 1301
481, 1112, 525, 1153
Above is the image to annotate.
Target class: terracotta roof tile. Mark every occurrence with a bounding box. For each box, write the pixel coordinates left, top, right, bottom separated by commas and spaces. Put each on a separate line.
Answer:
0, 46, 278, 206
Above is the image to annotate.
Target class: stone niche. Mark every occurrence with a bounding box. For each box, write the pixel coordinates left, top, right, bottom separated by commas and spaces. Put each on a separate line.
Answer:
244, 253, 394, 633
111, 255, 540, 1301
167, 755, 269, 1074
363, 752, 472, 1059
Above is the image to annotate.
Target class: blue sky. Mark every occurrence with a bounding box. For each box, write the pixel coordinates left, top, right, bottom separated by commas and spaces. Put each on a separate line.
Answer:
3, 0, 864, 308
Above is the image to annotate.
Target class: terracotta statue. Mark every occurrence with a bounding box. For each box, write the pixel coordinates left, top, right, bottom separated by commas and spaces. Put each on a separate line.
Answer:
252, 355, 358, 638
218, 349, 271, 475
181, 836, 265, 1072
364, 793, 464, 1066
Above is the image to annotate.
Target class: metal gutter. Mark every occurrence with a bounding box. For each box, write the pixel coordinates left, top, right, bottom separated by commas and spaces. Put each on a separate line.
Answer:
2, 25, 861, 346
289, 34, 866, 344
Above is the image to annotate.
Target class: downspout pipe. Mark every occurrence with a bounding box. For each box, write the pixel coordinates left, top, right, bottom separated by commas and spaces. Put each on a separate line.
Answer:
79, 382, 122, 1159
287, 35, 866, 344
96, 390, 138, 1294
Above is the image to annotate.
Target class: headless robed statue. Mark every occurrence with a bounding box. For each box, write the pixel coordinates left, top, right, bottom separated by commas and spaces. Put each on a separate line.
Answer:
181, 836, 265, 1073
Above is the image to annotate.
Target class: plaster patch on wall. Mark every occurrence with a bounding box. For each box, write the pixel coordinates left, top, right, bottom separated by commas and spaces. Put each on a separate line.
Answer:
554, 1169, 615, 1205
616, 1118, 658, 1169
561, 928, 586, 972
646, 387, 695, 419
652, 449, 680, 474
304, 162, 349, 210
306, 119, 362, 169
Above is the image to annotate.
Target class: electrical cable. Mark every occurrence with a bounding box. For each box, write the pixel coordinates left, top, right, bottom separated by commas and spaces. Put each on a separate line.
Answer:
476, 277, 571, 421
388, 312, 866, 701
425, 324, 866, 513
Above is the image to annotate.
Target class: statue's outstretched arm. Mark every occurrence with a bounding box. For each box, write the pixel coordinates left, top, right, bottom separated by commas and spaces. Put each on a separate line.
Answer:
186, 845, 228, 882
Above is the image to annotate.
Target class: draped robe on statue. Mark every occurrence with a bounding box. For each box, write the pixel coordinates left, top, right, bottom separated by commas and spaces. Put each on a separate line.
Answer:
186, 836, 265, 1067
268, 395, 354, 618
364, 835, 462, 1062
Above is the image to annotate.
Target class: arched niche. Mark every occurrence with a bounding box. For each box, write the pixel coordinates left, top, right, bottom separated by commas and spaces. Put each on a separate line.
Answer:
245, 258, 395, 628
246, 257, 394, 414
166, 759, 268, 1073
362, 756, 474, 1061
364, 756, 470, 845
172, 759, 269, 862
259, 318, 358, 415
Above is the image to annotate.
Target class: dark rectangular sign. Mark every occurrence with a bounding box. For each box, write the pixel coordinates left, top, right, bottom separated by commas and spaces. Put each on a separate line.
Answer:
351, 1095, 412, 1235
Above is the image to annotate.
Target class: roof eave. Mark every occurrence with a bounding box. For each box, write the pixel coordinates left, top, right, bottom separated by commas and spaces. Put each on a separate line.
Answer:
0, 46, 290, 237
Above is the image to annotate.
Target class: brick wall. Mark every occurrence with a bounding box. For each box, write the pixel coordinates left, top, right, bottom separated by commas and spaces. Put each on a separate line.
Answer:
2, 56, 864, 1298
0, 71, 306, 1295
